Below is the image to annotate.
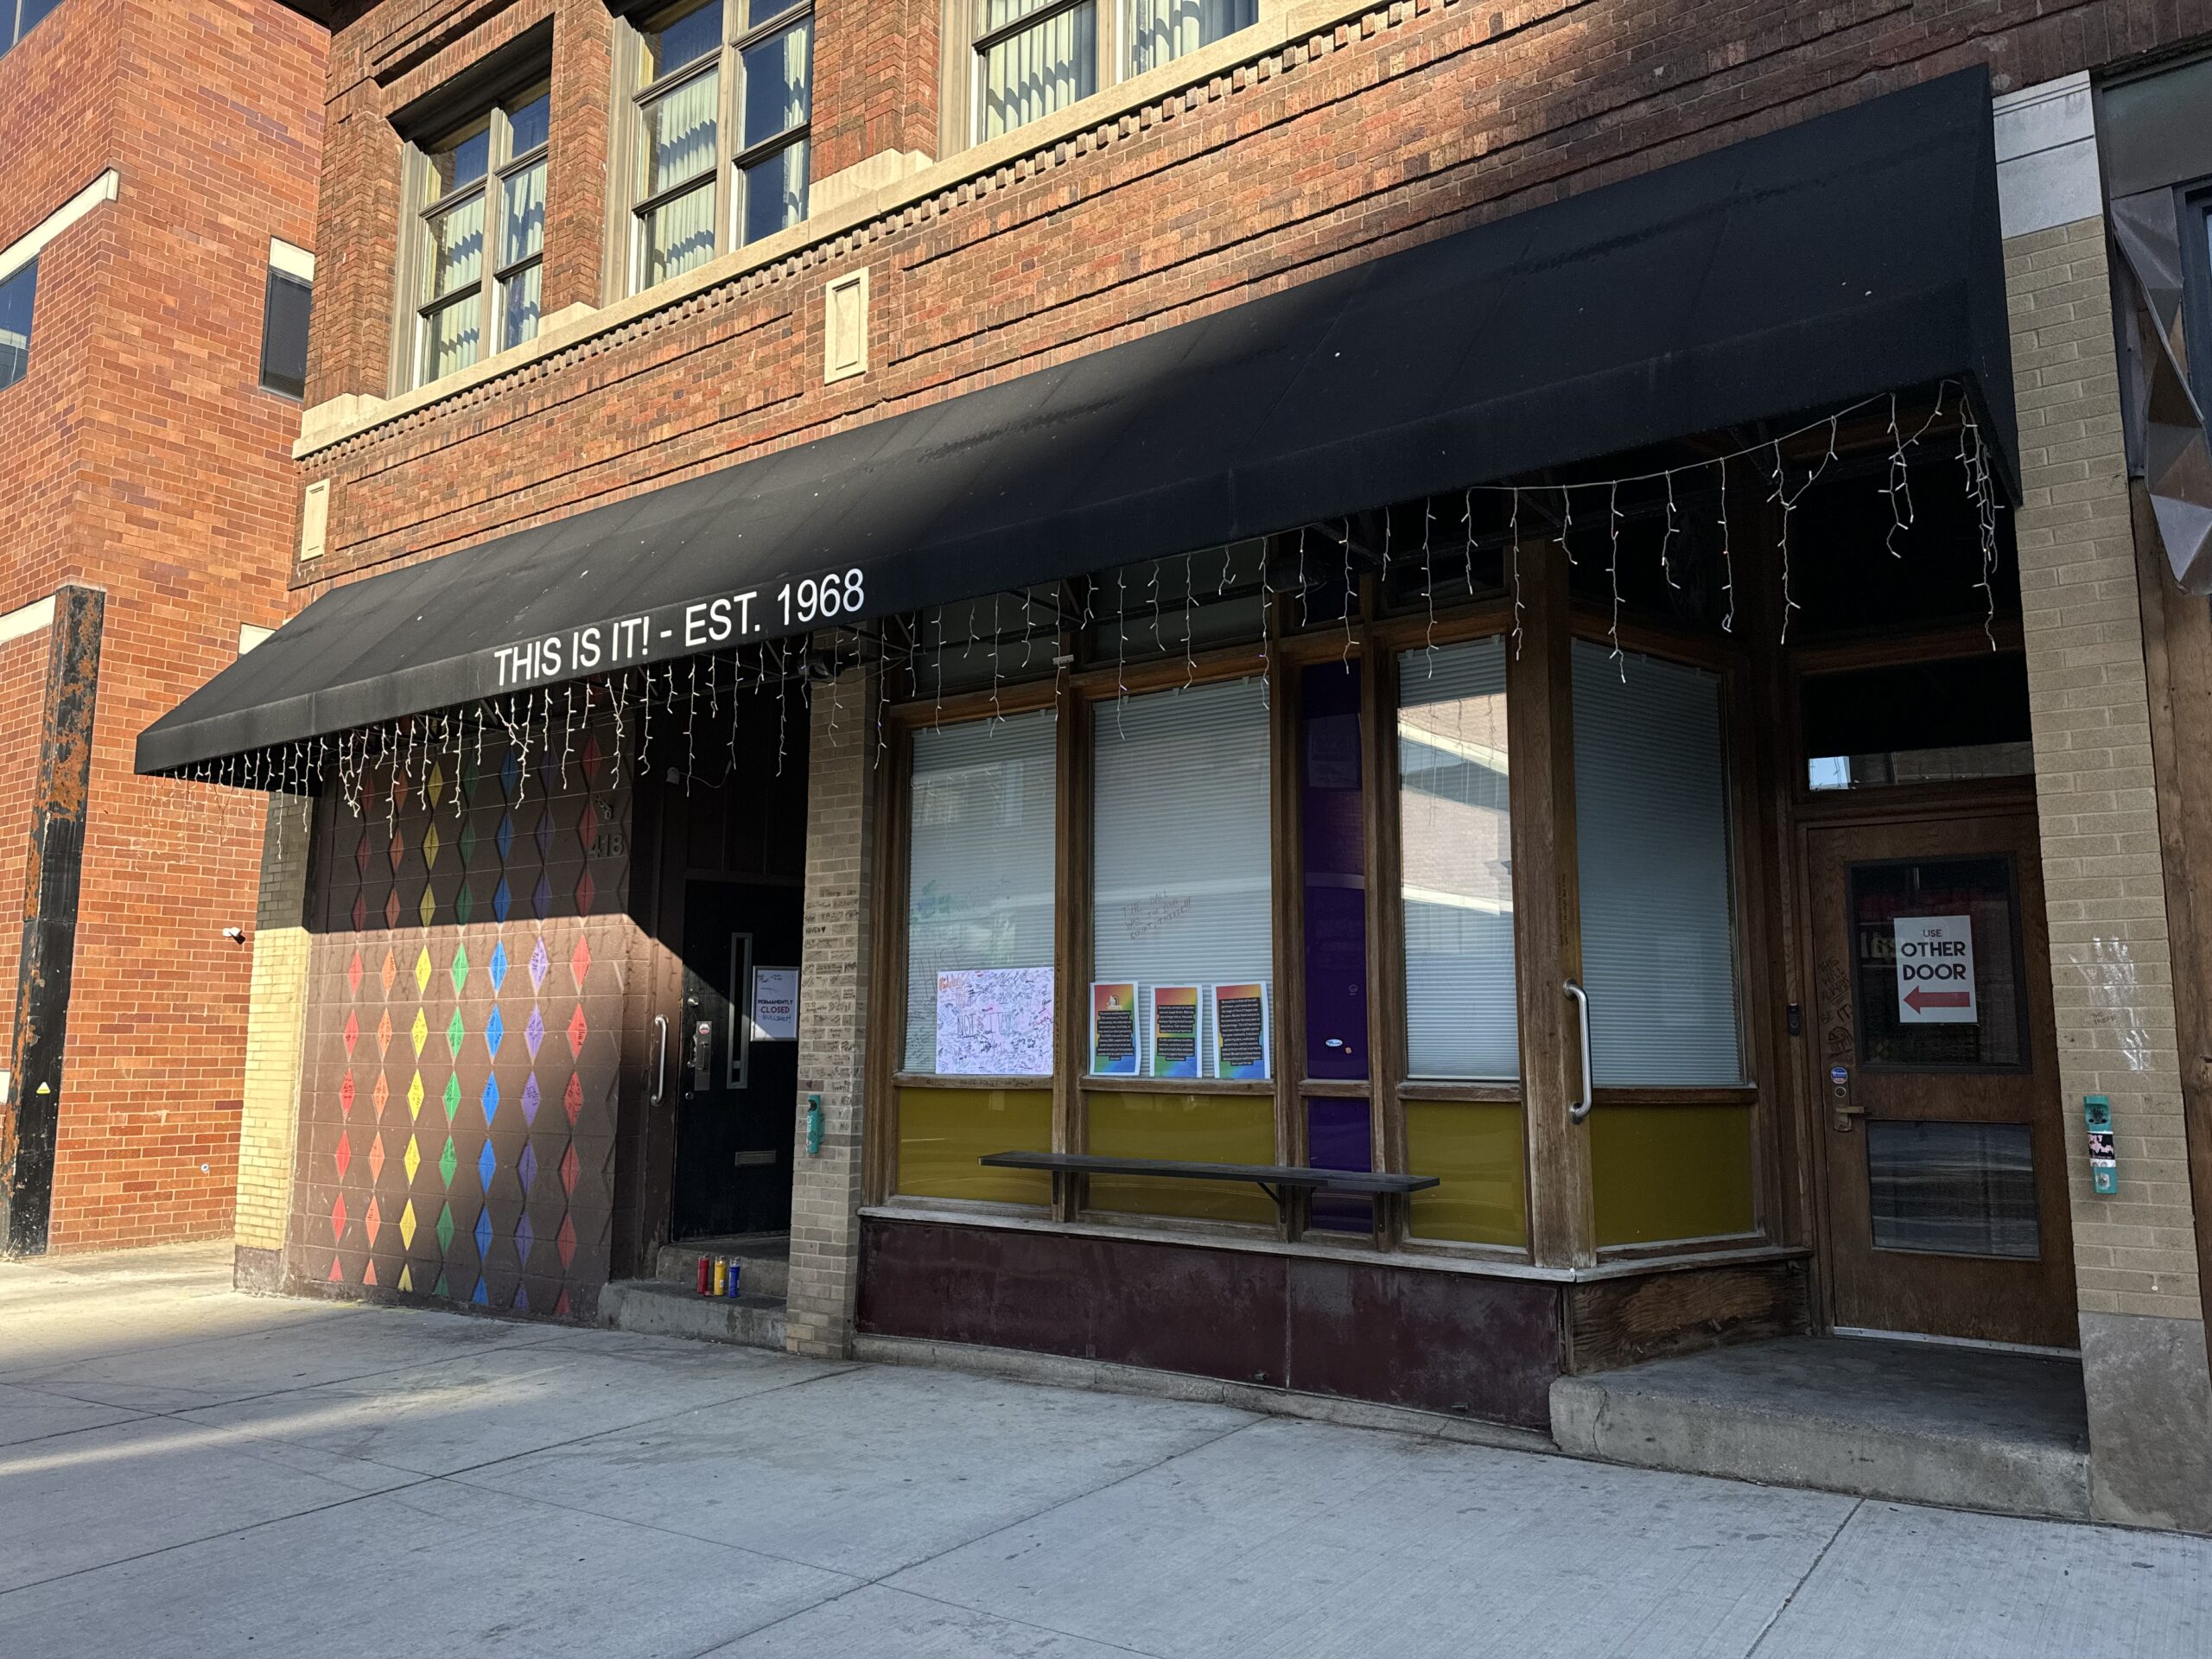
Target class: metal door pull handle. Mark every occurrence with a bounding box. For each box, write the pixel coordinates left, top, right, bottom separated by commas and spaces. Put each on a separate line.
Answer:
652, 1014, 669, 1104
1564, 979, 1593, 1123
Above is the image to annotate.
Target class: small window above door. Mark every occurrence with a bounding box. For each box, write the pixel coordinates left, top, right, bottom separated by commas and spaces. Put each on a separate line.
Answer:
1802, 653, 2033, 791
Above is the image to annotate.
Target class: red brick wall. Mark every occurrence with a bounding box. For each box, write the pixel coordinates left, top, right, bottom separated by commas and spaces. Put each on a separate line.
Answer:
296, 0, 2212, 588
0, 0, 327, 1253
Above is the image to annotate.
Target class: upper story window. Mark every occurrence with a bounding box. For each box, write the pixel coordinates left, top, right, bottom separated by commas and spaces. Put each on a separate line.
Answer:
406, 82, 550, 389
3, 0, 65, 56
967, 0, 1255, 144
627, 0, 813, 295
0, 257, 34, 393
259, 239, 315, 400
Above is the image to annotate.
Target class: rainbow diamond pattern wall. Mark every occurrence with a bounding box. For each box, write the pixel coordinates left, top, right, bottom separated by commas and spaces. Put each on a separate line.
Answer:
291, 729, 634, 1319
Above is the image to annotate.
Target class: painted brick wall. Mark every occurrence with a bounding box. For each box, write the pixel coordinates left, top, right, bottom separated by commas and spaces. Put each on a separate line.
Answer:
0, 0, 326, 1253
2010, 213, 2203, 1324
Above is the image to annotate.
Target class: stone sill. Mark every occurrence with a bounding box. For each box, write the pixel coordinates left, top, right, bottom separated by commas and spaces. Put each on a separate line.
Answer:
295, 0, 1404, 461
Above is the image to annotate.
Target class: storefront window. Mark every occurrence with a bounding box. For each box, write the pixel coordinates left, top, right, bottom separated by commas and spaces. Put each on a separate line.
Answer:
1398, 639, 1516, 1079
1572, 642, 1743, 1085
1090, 677, 1271, 1078
903, 710, 1057, 1076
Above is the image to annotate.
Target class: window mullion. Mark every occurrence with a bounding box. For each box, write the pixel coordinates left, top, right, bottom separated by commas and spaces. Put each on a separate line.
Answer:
720, 37, 741, 257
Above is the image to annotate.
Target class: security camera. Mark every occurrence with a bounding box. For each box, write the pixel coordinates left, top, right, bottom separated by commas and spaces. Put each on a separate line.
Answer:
223, 926, 248, 945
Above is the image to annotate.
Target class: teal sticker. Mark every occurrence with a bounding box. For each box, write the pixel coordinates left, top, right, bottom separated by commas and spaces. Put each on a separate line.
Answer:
2084, 1094, 2117, 1196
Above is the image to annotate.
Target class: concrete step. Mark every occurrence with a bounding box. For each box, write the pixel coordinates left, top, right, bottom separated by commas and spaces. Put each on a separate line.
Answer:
655, 1236, 789, 1300
1550, 1334, 2092, 1522
600, 1278, 787, 1351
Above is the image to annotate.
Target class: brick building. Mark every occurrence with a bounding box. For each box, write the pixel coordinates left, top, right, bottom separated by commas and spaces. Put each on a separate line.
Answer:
151, 0, 2212, 1530
0, 0, 326, 1254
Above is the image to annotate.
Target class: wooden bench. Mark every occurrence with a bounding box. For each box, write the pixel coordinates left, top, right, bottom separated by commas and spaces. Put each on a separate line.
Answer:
979, 1151, 1438, 1224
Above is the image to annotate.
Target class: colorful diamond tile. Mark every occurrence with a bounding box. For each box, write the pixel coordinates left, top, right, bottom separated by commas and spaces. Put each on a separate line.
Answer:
533, 808, 553, 860
493, 875, 512, 923
347, 950, 364, 996
399, 1198, 417, 1248
556, 1213, 577, 1268
518, 1142, 537, 1193
435, 1202, 454, 1253
524, 1007, 545, 1062
365, 1195, 383, 1247
418, 885, 437, 928
384, 888, 403, 928
567, 1004, 588, 1058
380, 950, 398, 995
327, 1256, 343, 1284
445, 1007, 465, 1061
413, 947, 432, 995
363, 1260, 378, 1288
529, 937, 550, 993
343, 1009, 359, 1059
423, 821, 442, 871
559, 1141, 580, 1196
330, 1193, 347, 1244
569, 936, 591, 990
516, 1211, 535, 1265
485, 1006, 505, 1061
352, 892, 368, 931
447, 946, 469, 1001
368, 1133, 386, 1183
539, 744, 558, 790
582, 732, 603, 783
354, 831, 372, 879
563, 1072, 582, 1126
501, 750, 520, 800
458, 817, 478, 865
372, 1071, 391, 1116
376, 1008, 393, 1055
438, 1138, 457, 1188
442, 1073, 461, 1122
454, 884, 475, 925
471, 1277, 488, 1306
426, 762, 445, 809
512, 1281, 531, 1313
406, 1070, 424, 1122
391, 773, 410, 811
389, 825, 407, 873
334, 1130, 352, 1180
434, 1270, 450, 1300
554, 1288, 571, 1317
473, 1206, 493, 1260
476, 1141, 496, 1192
481, 1074, 501, 1125
577, 800, 599, 855
488, 940, 509, 993
397, 1263, 415, 1292
410, 1007, 429, 1059
495, 815, 514, 863
531, 873, 552, 919
575, 868, 596, 915
339, 1070, 356, 1116
519, 1072, 541, 1125
461, 754, 480, 804
404, 1136, 421, 1184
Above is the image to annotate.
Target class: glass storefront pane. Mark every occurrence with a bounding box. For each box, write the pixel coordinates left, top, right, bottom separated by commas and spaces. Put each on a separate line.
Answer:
904, 710, 1058, 1075
1300, 661, 1367, 1082
1866, 1120, 2039, 1258
1129, 0, 1254, 73
1590, 1103, 1756, 1246
895, 1087, 1052, 1204
738, 139, 809, 245
1398, 638, 1516, 1079
981, 1, 1096, 140
1091, 678, 1271, 1079
1085, 1091, 1275, 1224
1404, 1097, 1527, 1246
741, 18, 811, 150
640, 178, 719, 287
1573, 642, 1743, 1085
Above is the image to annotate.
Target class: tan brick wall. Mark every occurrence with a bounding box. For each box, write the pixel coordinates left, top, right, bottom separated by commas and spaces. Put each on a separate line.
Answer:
2010, 214, 2204, 1325
785, 662, 876, 1357
234, 797, 315, 1255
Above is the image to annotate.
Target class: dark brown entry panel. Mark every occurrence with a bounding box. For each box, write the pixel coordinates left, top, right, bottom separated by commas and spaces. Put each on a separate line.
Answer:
857, 1217, 1562, 1428
1807, 814, 2077, 1348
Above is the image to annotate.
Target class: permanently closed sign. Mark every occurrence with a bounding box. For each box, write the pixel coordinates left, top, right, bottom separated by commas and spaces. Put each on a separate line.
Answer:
1895, 914, 1977, 1024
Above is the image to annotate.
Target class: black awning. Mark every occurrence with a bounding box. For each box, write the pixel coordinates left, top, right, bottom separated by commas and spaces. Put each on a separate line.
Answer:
139, 67, 2013, 775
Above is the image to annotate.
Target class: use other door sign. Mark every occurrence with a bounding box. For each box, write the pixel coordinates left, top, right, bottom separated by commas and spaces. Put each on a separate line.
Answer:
1895, 914, 1977, 1024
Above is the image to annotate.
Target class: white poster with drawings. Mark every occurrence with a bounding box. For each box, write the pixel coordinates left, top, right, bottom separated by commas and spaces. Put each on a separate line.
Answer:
936, 966, 1055, 1076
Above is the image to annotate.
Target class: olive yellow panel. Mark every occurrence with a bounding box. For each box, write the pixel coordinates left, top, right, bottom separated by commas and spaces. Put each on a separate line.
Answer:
1590, 1103, 1756, 1248
1084, 1091, 1277, 1224
1403, 1097, 1528, 1247
896, 1088, 1052, 1206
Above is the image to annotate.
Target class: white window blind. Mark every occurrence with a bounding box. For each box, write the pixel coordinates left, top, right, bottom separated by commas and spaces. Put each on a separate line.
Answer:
1093, 679, 1271, 1076
904, 710, 1058, 1072
1399, 639, 1517, 1079
1572, 641, 1744, 1085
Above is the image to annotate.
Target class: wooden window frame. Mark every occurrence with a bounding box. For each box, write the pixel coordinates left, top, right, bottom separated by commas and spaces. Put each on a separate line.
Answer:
612, 0, 816, 300
393, 78, 551, 394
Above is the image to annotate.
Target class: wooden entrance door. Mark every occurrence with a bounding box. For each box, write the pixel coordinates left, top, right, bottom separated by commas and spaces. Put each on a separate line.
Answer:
1806, 813, 2077, 1348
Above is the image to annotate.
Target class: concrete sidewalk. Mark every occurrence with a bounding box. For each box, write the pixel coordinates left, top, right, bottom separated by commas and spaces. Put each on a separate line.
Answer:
0, 1245, 2205, 1658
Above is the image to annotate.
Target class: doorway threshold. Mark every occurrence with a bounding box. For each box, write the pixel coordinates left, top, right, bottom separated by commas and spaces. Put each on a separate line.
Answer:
1550, 1333, 2090, 1521
599, 1233, 791, 1351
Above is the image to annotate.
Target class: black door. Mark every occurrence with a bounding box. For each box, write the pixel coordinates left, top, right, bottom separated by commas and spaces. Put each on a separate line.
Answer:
671, 878, 804, 1237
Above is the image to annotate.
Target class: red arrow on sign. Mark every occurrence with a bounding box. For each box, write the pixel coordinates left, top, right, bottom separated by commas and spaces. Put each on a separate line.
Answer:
1904, 987, 1971, 1013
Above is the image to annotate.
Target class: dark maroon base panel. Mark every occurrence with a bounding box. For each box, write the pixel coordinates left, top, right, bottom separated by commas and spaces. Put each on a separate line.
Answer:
858, 1217, 1561, 1429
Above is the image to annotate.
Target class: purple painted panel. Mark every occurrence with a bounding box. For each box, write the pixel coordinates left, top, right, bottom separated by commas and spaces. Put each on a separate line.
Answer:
1306, 1095, 1373, 1234
1300, 663, 1368, 1080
